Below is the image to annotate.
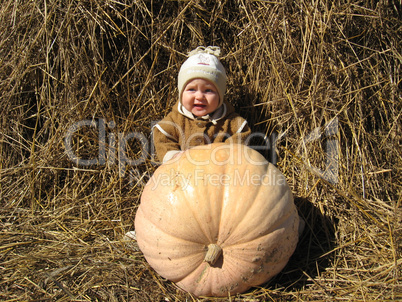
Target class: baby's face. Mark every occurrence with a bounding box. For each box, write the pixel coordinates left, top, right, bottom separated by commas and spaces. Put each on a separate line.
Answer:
181, 79, 220, 117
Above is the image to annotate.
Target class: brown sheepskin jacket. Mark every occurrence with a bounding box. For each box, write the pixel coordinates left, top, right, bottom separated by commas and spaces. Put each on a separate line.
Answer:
153, 100, 251, 163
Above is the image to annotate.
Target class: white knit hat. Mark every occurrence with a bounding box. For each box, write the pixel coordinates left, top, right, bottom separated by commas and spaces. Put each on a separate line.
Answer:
178, 46, 227, 107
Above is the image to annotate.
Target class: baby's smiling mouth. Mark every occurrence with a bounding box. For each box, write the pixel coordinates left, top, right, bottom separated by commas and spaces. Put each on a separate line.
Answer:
194, 104, 206, 109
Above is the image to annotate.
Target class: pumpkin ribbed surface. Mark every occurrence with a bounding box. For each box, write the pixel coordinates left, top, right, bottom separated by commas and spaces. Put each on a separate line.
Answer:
135, 143, 299, 297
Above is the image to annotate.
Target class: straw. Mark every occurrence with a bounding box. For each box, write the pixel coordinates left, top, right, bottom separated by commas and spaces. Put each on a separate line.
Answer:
1, 0, 401, 300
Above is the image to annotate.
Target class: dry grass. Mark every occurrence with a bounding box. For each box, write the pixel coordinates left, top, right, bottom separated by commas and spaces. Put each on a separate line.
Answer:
1, 0, 401, 301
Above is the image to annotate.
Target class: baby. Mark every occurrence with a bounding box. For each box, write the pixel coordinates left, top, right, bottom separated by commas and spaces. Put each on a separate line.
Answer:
153, 46, 251, 163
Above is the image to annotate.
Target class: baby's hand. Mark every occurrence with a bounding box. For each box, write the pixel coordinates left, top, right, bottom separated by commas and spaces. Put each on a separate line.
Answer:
172, 151, 184, 159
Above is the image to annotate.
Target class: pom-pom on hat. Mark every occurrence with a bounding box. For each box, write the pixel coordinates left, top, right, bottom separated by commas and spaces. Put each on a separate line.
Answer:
178, 46, 227, 107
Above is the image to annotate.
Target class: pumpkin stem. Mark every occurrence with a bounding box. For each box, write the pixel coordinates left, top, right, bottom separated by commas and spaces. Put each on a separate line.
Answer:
204, 244, 222, 265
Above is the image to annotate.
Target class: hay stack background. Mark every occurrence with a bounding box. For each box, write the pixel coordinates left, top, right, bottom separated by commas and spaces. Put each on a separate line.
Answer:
1, 0, 401, 300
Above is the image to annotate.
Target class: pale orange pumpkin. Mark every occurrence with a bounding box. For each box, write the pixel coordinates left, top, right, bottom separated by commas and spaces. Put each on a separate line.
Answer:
134, 143, 300, 297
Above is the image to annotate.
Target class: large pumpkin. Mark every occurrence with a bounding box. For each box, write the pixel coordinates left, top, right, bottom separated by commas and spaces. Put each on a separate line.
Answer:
135, 143, 299, 297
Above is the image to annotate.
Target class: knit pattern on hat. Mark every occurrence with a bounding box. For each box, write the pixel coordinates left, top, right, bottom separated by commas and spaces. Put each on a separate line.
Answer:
178, 46, 227, 107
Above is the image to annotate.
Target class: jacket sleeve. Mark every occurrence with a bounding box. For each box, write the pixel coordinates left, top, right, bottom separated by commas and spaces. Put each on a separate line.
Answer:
226, 116, 252, 145
153, 119, 182, 163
